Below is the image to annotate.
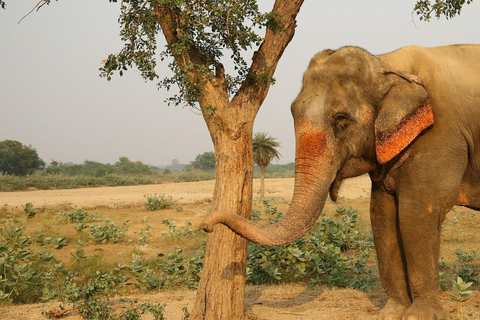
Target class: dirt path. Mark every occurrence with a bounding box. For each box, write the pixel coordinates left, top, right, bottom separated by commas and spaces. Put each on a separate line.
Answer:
0, 175, 371, 209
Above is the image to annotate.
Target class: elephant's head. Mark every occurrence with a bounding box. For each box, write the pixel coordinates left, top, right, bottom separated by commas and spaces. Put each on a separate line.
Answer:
199, 47, 434, 246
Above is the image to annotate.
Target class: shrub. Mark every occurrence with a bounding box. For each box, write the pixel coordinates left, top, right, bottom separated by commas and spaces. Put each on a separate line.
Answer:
454, 249, 479, 284
251, 208, 261, 220
177, 170, 215, 182
134, 224, 152, 245
246, 206, 374, 290
119, 242, 205, 291
60, 208, 99, 224
0, 212, 67, 303
89, 219, 129, 244
161, 219, 197, 240
143, 194, 172, 211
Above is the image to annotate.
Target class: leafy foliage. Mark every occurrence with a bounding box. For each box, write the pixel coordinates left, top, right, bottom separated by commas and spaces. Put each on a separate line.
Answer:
0, 140, 45, 176
161, 219, 196, 239
190, 151, 215, 171
21, 202, 37, 218
0, 209, 67, 303
414, 0, 474, 21
0, 200, 380, 318
450, 276, 473, 302
133, 219, 152, 245
46, 157, 153, 177
59, 208, 100, 224
89, 219, 130, 244
143, 194, 173, 211
247, 205, 374, 290
253, 162, 295, 179
119, 243, 205, 291
454, 249, 479, 284
100, 0, 271, 107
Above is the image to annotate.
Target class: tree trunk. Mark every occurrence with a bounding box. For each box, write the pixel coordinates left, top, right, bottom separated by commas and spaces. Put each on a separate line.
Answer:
191, 95, 256, 320
260, 165, 266, 204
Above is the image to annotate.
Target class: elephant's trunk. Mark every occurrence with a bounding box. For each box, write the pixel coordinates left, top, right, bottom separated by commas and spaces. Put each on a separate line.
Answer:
199, 127, 337, 246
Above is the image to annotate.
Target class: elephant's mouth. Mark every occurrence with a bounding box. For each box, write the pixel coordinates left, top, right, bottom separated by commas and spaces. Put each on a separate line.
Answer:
329, 174, 344, 201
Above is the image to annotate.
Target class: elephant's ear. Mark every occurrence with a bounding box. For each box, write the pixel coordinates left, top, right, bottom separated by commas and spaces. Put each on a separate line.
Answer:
375, 72, 434, 164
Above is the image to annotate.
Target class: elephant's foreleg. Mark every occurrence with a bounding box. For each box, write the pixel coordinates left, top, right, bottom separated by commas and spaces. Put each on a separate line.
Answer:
370, 185, 411, 320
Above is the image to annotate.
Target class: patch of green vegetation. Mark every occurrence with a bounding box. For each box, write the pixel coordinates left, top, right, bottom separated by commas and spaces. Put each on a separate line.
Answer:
247, 205, 375, 291
161, 219, 196, 239
89, 219, 130, 244
59, 208, 100, 224
143, 194, 173, 211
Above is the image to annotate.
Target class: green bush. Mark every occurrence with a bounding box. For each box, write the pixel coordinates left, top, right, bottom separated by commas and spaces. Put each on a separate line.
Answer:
60, 208, 99, 224
89, 219, 129, 244
122, 206, 374, 292
0, 212, 68, 303
143, 194, 173, 211
454, 249, 479, 285
176, 170, 215, 182
134, 224, 152, 245
119, 242, 205, 291
246, 206, 374, 290
161, 219, 196, 239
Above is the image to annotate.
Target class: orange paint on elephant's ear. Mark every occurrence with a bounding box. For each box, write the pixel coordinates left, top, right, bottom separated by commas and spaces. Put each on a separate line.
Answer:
376, 102, 434, 164
297, 130, 327, 160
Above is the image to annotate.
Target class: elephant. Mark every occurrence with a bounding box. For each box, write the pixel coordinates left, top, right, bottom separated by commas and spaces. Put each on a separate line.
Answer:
199, 44, 480, 320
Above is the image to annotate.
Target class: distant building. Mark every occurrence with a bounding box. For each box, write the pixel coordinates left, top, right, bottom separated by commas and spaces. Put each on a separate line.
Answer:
163, 159, 187, 171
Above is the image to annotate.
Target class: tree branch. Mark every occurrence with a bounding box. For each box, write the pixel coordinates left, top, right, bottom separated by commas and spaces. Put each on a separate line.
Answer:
233, 0, 305, 109
18, 0, 50, 24
153, 2, 229, 109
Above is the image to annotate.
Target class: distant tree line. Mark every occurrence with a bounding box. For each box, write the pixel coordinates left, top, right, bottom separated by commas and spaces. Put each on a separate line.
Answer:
0, 140, 292, 191
46, 157, 153, 177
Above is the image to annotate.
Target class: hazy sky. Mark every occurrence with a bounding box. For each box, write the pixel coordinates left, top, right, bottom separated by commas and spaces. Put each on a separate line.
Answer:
1, 1, 479, 166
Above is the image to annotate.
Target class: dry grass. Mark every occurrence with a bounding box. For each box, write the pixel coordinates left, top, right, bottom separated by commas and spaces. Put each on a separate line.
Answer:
1, 176, 479, 319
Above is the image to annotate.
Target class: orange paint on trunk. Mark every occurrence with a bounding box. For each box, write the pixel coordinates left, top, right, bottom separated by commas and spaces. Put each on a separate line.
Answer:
376, 102, 434, 164
297, 130, 327, 160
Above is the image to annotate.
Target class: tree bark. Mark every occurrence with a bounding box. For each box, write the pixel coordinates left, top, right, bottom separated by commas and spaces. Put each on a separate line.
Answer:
154, 1, 305, 319
192, 106, 255, 319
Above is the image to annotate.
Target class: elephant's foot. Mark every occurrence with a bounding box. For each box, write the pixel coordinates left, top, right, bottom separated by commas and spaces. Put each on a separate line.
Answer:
401, 299, 446, 320
378, 298, 409, 320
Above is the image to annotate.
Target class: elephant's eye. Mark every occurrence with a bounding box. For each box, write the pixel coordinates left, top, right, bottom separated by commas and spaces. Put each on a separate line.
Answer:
334, 113, 351, 133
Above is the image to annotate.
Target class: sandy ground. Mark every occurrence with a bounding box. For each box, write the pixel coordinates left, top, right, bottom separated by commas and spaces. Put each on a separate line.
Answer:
1, 175, 480, 319
0, 175, 380, 320
0, 175, 372, 209
2, 174, 480, 319
1, 285, 383, 320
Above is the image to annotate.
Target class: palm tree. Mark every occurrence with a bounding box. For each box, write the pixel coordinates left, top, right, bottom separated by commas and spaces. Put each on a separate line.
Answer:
253, 132, 281, 203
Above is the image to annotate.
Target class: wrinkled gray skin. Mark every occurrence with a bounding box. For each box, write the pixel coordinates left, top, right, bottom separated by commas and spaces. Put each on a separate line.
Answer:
200, 44, 480, 320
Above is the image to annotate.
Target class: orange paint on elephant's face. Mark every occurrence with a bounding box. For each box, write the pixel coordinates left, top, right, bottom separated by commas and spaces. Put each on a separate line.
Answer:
296, 130, 327, 161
